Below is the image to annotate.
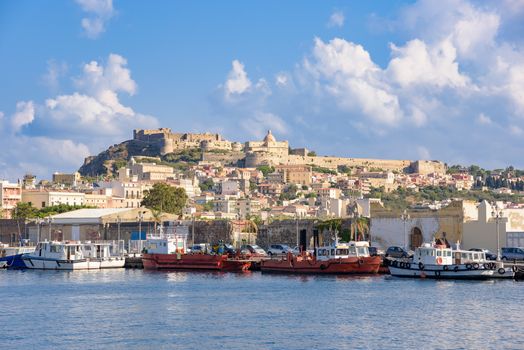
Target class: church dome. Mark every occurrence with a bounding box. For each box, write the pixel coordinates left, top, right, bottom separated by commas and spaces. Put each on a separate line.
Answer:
263, 130, 276, 144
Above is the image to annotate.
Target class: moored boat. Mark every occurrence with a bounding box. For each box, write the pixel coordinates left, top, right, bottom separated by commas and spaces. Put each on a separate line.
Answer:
22, 241, 125, 270
0, 243, 36, 268
141, 230, 251, 272
386, 243, 515, 280
261, 241, 381, 274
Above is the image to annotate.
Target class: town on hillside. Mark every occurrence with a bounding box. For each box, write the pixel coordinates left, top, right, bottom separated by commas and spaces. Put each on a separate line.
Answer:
1, 128, 524, 253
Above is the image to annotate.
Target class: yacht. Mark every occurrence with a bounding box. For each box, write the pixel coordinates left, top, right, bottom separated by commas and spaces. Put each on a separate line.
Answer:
22, 241, 125, 270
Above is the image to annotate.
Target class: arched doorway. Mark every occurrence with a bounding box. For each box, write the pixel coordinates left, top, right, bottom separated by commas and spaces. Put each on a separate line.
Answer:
410, 227, 423, 250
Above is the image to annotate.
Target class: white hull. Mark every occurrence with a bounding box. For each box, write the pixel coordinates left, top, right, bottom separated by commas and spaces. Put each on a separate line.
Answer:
389, 264, 494, 280
22, 256, 125, 270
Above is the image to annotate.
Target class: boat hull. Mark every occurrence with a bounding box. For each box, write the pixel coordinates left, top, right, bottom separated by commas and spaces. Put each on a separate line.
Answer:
22, 256, 125, 270
0, 254, 28, 268
388, 264, 495, 280
142, 253, 251, 272
261, 256, 381, 274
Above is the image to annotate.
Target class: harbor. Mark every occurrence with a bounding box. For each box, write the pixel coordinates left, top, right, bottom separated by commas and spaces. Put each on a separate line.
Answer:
1, 268, 523, 350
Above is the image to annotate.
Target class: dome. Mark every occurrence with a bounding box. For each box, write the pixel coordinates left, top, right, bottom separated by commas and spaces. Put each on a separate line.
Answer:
263, 130, 276, 144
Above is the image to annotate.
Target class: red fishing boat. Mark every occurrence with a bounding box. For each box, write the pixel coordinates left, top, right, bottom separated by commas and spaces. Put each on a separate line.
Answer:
261, 241, 381, 274
141, 231, 250, 272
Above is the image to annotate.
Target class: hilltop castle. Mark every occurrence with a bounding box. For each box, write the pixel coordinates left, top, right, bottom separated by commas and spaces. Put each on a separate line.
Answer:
132, 128, 446, 175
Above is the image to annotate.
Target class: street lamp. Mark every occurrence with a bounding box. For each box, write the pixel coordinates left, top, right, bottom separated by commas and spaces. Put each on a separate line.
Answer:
491, 203, 503, 262
401, 209, 410, 250
117, 216, 121, 254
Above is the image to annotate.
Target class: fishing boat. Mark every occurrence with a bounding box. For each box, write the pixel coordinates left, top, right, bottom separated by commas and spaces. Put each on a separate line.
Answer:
386, 243, 515, 279
0, 243, 36, 268
22, 241, 125, 270
141, 229, 251, 272
260, 241, 381, 274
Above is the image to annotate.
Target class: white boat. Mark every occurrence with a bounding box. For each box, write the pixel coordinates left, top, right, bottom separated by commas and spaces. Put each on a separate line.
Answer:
22, 241, 125, 270
387, 243, 505, 280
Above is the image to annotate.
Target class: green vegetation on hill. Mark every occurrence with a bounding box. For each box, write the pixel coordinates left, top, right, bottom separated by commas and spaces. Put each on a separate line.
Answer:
311, 166, 337, 175
366, 185, 524, 210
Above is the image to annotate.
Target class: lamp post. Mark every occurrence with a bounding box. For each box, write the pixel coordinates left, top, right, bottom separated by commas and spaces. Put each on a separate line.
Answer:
491, 203, 503, 262
117, 216, 121, 254
401, 209, 410, 250
46, 217, 53, 241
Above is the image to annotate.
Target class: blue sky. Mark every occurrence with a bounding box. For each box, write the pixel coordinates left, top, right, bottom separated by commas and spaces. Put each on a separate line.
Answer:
1, 0, 524, 180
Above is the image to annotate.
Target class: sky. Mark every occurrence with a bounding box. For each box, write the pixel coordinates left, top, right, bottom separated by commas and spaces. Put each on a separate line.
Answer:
1, 0, 524, 180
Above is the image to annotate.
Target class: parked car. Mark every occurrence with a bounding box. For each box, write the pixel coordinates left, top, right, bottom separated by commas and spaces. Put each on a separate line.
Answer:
385, 246, 411, 258
468, 248, 497, 260
267, 244, 293, 256
368, 247, 378, 256
223, 243, 238, 255
501, 247, 524, 261
189, 243, 211, 254
240, 244, 268, 257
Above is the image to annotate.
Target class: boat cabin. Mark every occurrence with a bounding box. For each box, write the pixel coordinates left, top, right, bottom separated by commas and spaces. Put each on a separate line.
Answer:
316, 241, 370, 261
34, 241, 85, 261
413, 243, 487, 266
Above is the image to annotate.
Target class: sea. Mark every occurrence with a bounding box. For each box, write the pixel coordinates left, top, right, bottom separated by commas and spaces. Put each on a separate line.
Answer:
1, 269, 522, 350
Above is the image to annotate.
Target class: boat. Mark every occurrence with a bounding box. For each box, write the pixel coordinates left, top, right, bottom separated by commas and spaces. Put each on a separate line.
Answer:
141, 229, 251, 272
22, 241, 125, 270
260, 241, 381, 274
386, 243, 516, 279
0, 243, 36, 268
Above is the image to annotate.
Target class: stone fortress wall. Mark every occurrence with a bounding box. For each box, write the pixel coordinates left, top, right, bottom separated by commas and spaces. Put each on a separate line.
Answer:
133, 128, 446, 175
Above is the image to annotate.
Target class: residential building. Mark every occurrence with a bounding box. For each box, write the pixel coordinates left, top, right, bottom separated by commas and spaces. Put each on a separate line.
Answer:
0, 180, 22, 219
275, 165, 312, 185
52, 172, 81, 187
22, 190, 86, 209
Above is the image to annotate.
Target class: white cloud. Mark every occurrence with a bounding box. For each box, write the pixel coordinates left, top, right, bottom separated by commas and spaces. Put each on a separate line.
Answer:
240, 112, 288, 139
328, 11, 345, 28
42, 60, 68, 90
1, 53, 158, 180
477, 113, 492, 125
387, 39, 469, 88
224, 60, 252, 97
10, 101, 35, 133
76, 0, 114, 39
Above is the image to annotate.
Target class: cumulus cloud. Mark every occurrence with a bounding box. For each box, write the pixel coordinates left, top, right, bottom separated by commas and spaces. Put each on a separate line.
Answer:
42, 60, 68, 90
224, 60, 252, 97
1, 53, 158, 180
76, 0, 115, 39
209, 0, 524, 168
240, 112, 288, 139
327, 11, 345, 28
10, 101, 35, 133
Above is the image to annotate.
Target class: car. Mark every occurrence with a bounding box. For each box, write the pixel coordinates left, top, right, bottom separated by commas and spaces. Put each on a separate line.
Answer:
468, 248, 497, 260
267, 244, 293, 257
501, 247, 524, 261
240, 244, 268, 257
385, 246, 411, 258
368, 247, 379, 256
223, 243, 237, 255
189, 243, 211, 254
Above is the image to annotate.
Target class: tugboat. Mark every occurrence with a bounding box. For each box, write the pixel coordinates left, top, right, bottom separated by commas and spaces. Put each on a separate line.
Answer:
141, 228, 251, 272
260, 241, 381, 274
386, 243, 515, 280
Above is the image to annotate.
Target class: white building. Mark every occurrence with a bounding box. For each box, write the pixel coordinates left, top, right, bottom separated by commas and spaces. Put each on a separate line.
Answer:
22, 190, 85, 209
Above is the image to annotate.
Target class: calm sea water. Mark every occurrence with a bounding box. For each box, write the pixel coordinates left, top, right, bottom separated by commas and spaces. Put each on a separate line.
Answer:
0, 269, 522, 350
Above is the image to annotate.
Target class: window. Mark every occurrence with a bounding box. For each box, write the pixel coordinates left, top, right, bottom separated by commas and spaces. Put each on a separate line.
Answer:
42, 202, 46, 208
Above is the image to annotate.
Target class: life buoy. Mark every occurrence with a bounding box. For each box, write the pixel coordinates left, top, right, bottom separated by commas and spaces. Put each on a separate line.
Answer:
472, 263, 479, 270
498, 267, 506, 275
466, 263, 472, 270
418, 262, 425, 270
443, 265, 449, 271
453, 266, 459, 272
436, 257, 443, 265
483, 263, 490, 270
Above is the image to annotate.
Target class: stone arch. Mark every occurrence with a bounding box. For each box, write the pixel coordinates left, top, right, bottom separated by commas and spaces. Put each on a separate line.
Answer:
410, 227, 423, 250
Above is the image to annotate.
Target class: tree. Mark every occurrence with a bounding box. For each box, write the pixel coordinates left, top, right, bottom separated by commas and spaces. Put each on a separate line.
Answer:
199, 178, 215, 192
12, 202, 38, 220
142, 183, 188, 215
307, 151, 317, 157
257, 165, 275, 177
